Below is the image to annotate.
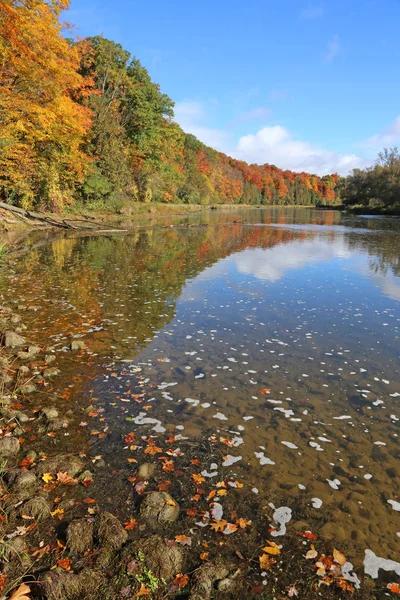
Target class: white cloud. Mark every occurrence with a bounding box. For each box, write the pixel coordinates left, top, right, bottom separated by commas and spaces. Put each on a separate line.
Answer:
174, 100, 229, 150
234, 239, 349, 281
234, 125, 364, 175
364, 115, 400, 148
323, 34, 341, 62
174, 99, 371, 175
302, 3, 324, 19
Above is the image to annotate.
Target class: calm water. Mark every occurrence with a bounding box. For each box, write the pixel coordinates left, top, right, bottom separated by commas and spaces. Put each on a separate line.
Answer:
2, 207, 400, 564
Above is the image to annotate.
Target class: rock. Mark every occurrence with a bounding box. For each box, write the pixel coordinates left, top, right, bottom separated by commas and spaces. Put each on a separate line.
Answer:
36, 454, 84, 477
11, 470, 37, 491
15, 411, 29, 424
27, 345, 41, 355
10, 314, 21, 325
20, 383, 36, 394
47, 418, 68, 431
70, 340, 85, 351
42, 407, 59, 421
18, 365, 30, 376
190, 561, 233, 600
94, 459, 106, 468
3, 330, 26, 347
138, 463, 156, 479
140, 491, 180, 525
45, 354, 56, 364
96, 512, 127, 550
78, 470, 94, 483
17, 351, 34, 360
20, 496, 51, 521
26, 450, 37, 462
43, 367, 61, 379
0, 437, 20, 457
39, 567, 104, 600
58, 499, 76, 513
125, 536, 184, 582
67, 519, 94, 554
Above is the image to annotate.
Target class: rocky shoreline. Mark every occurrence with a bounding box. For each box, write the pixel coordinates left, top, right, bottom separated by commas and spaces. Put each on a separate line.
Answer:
0, 282, 395, 599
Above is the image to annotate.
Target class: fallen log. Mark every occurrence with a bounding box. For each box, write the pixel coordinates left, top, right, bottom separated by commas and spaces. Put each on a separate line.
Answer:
0, 202, 125, 231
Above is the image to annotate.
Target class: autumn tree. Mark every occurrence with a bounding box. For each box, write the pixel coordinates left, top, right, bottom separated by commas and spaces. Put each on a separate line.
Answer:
0, 0, 92, 210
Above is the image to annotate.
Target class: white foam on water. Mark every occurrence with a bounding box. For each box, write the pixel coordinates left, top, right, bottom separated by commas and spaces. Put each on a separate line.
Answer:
222, 455, 242, 467
364, 549, 400, 579
270, 506, 292, 537
213, 412, 228, 420
281, 441, 298, 449
327, 479, 341, 490
255, 451, 275, 466
388, 500, 400, 511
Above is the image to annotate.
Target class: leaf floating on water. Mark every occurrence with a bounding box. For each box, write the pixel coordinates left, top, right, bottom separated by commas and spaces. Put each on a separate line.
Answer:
135, 583, 151, 596
262, 541, 281, 555
259, 553, 276, 570
172, 573, 189, 589
236, 518, 252, 529
191, 473, 205, 484
210, 519, 228, 532
298, 530, 317, 540
57, 558, 72, 571
388, 583, 400, 594
56, 472, 77, 485
333, 548, 347, 566
42, 473, 53, 483
305, 544, 318, 559
174, 535, 192, 546
124, 518, 137, 530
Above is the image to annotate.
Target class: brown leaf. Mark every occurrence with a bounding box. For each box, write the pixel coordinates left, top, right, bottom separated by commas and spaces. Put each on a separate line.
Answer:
172, 573, 189, 589
56, 472, 77, 485
388, 583, 400, 595
9, 583, 31, 600
210, 519, 228, 532
57, 558, 72, 571
175, 535, 192, 546
135, 583, 151, 596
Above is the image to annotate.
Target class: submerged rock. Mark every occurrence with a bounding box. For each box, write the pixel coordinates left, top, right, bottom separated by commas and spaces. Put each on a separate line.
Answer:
96, 511, 127, 550
125, 536, 184, 581
39, 567, 103, 600
42, 407, 59, 421
0, 436, 20, 457
36, 454, 84, 477
138, 463, 156, 479
140, 491, 180, 525
3, 330, 26, 347
189, 560, 233, 600
67, 519, 94, 554
20, 496, 51, 521
70, 340, 85, 351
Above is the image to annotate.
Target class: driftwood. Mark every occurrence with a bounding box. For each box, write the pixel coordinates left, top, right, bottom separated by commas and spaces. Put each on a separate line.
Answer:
0, 201, 126, 232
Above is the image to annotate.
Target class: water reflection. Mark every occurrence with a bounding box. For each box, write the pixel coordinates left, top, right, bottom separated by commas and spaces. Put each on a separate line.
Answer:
1, 208, 400, 564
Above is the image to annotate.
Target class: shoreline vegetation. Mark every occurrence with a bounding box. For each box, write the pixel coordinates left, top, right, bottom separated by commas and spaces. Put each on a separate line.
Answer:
0, 275, 392, 600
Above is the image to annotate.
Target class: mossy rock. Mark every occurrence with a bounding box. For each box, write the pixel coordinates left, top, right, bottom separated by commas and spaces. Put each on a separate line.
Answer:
140, 491, 180, 525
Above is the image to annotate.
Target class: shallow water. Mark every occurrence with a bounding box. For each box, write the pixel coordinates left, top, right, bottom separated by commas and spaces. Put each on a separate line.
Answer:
2, 207, 400, 564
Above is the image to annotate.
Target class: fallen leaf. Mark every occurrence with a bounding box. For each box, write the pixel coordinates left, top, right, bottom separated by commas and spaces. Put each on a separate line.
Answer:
287, 584, 298, 597
42, 473, 53, 484
0, 574, 7, 591
200, 552, 209, 560
298, 530, 317, 540
135, 583, 150, 596
305, 544, 318, 559
337, 579, 355, 593
262, 541, 281, 555
333, 548, 347, 566
57, 558, 72, 571
259, 553, 276, 569
124, 518, 137, 530
172, 573, 189, 589
165, 498, 177, 507
9, 583, 31, 600
191, 473, 205, 485
175, 535, 192, 546
236, 518, 252, 529
388, 583, 400, 594
56, 472, 77, 485
210, 519, 228, 532
260, 387, 271, 395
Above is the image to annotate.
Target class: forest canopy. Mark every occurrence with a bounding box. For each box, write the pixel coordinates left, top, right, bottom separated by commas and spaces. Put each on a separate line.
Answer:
0, 0, 356, 212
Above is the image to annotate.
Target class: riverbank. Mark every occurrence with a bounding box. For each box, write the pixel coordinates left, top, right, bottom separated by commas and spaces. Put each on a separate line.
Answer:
1, 238, 397, 599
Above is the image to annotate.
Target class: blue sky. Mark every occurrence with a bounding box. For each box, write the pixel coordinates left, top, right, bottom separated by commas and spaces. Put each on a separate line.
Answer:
68, 0, 400, 175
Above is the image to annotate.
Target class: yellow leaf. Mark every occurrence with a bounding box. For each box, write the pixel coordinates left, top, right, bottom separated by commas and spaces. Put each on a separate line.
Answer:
259, 553, 276, 570
42, 473, 53, 484
9, 583, 31, 599
333, 548, 347, 566
305, 544, 318, 559
262, 541, 281, 555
